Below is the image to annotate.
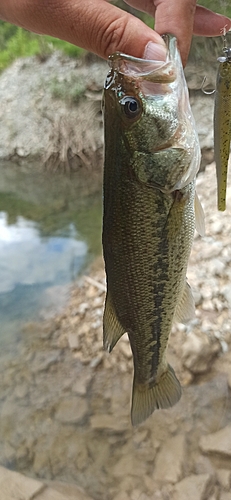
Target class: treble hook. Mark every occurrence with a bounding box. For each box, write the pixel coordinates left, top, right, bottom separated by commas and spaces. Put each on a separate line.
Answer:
218, 25, 231, 62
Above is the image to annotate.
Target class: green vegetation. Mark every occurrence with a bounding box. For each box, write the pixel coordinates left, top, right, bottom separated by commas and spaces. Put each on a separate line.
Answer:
50, 75, 86, 104
0, 21, 84, 72
199, 0, 231, 18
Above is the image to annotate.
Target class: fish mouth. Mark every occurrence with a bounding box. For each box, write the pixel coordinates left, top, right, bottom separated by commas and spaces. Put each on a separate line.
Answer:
108, 34, 178, 83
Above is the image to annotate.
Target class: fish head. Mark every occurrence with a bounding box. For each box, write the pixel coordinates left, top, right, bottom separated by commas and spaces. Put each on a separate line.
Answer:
103, 34, 201, 192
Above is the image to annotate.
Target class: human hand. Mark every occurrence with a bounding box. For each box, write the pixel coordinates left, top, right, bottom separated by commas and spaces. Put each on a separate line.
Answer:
0, 0, 230, 65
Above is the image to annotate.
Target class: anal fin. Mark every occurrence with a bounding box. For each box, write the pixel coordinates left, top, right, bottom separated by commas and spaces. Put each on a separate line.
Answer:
131, 364, 181, 426
174, 281, 195, 324
103, 290, 126, 352
194, 190, 205, 236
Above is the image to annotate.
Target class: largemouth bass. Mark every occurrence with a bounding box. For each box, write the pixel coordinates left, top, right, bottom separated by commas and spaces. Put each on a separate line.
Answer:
102, 34, 204, 426
214, 41, 231, 211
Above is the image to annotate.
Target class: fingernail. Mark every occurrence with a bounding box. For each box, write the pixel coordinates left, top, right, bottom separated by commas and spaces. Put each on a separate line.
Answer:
143, 41, 167, 61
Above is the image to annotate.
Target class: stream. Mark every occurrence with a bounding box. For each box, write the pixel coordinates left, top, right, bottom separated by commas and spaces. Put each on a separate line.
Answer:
0, 162, 102, 352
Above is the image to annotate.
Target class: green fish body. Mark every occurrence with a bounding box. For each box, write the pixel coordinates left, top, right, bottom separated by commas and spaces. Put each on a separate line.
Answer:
102, 35, 203, 426
214, 47, 231, 211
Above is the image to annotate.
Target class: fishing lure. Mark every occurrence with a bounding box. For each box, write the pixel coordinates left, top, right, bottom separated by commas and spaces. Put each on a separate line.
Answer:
214, 30, 231, 211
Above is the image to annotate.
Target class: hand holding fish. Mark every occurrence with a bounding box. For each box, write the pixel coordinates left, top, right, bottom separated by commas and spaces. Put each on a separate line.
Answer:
0, 0, 230, 65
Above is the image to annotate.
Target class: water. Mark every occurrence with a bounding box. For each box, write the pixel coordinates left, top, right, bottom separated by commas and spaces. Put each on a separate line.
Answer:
0, 162, 102, 348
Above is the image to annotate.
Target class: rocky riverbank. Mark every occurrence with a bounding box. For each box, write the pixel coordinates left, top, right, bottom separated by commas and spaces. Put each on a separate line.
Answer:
0, 52, 106, 170
1, 160, 231, 500
0, 50, 215, 171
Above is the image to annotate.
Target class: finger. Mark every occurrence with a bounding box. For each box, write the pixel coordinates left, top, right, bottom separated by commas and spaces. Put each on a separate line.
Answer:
153, 0, 197, 66
0, 0, 166, 59
193, 6, 231, 36
124, 0, 156, 17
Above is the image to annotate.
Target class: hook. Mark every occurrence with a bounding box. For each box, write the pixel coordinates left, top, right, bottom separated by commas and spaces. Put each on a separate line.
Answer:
201, 76, 215, 95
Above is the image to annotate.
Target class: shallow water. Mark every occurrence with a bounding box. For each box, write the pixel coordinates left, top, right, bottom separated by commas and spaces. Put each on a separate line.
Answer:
0, 162, 102, 348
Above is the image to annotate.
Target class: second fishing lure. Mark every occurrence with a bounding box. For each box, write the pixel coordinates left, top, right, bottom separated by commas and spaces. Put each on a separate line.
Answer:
214, 35, 231, 211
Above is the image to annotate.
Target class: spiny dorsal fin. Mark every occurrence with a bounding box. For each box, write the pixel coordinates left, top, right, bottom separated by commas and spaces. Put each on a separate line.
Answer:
103, 291, 126, 352
194, 191, 205, 236
174, 281, 195, 324
131, 364, 181, 426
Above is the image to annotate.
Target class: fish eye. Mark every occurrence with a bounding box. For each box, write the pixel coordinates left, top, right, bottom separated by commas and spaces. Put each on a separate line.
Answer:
120, 96, 141, 119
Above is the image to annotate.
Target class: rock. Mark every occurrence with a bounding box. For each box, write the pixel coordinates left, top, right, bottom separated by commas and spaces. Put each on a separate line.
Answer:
55, 397, 88, 424
90, 414, 129, 432
46, 480, 94, 500
181, 332, 220, 374
221, 285, 231, 308
133, 429, 149, 445
217, 469, 231, 491
199, 425, 231, 459
153, 434, 186, 484
112, 455, 146, 478
72, 371, 91, 395
31, 350, 61, 373
113, 493, 130, 500
207, 486, 220, 500
131, 491, 150, 500
67, 332, 80, 350
209, 258, 225, 276
172, 474, 215, 500
0, 465, 43, 500
219, 494, 231, 500
13, 383, 28, 399
193, 455, 215, 475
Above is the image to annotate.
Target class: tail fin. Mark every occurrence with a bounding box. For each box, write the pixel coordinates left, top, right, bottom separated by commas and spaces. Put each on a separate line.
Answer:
131, 364, 182, 426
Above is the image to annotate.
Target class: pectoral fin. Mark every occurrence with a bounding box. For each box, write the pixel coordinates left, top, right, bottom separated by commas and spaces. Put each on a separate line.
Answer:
131, 364, 182, 426
174, 281, 195, 324
194, 191, 205, 236
103, 291, 126, 352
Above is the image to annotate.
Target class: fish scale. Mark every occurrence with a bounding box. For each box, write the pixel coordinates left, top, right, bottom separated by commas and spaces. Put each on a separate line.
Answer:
102, 34, 203, 426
